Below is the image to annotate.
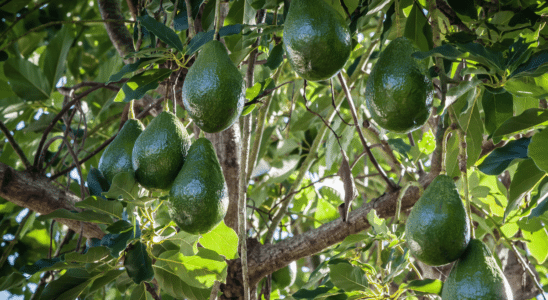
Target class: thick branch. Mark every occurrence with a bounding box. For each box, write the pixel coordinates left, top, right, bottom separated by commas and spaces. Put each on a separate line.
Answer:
0, 163, 105, 239
97, 0, 135, 60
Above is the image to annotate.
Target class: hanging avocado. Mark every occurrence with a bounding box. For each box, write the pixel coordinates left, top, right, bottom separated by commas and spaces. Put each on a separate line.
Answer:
405, 175, 470, 266
132, 111, 191, 191
283, 0, 352, 81
182, 40, 245, 133
365, 37, 433, 133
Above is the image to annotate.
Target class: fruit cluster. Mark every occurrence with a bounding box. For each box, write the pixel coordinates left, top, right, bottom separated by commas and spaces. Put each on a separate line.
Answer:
405, 175, 513, 299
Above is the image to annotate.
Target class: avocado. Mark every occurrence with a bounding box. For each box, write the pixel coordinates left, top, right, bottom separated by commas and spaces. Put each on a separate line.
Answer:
167, 138, 228, 235
182, 40, 245, 133
132, 111, 191, 191
98, 119, 144, 183
365, 37, 433, 133
441, 239, 513, 300
272, 261, 297, 290
283, 0, 352, 81
124, 241, 154, 284
405, 175, 470, 266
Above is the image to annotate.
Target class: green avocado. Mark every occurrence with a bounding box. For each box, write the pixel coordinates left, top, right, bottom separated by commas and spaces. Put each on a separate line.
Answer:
405, 175, 470, 266
182, 40, 245, 133
168, 138, 228, 235
132, 111, 191, 191
365, 37, 433, 133
441, 239, 513, 300
272, 261, 297, 290
124, 241, 154, 284
283, 0, 352, 81
98, 119, 144, 183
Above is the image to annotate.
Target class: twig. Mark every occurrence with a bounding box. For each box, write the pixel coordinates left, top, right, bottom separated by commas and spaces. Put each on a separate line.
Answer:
0, 0, 51, 42
271, 174, 339, 210
50, 135, 116, 180
213, 0, 222, 41
247, 66, 284, 184
209, 280, 221, 300
0, 120, 32, 170
136, 96, 166, 119
0, 210, 32, 269
244, 81, 293, 107
337, 72, 398, 192
144, 282, 161, 300
34, 81, 126, 169
339, 0, 352, 19
185, 0, 196, 38
330, 79, 354, 126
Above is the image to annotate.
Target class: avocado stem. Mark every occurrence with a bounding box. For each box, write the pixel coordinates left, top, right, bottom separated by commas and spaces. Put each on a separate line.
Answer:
129, 100, 135, 120
213, 0, 221, 41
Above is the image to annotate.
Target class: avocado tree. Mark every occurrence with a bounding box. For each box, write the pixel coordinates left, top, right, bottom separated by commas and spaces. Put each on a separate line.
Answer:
1, 0, 548, 299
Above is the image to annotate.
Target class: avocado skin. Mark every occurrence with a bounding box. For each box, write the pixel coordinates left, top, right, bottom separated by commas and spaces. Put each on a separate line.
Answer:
182, 40, 245, 133
365, 37, 433, 133
283, 0, 351, 81
405, 175, 470, 266
168, 138, 228, 235
98, 119, 144, 183
441, 239, 513, 300
272, 261, 297, 289
132, 111, 191, 191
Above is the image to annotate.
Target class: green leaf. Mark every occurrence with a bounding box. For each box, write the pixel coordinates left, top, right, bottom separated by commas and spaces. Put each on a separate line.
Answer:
101, 221, 141, 257
113, 69, 173, 103
510, 50, 548, 78
482, 90, 514, 137
328, 261, 368, 292
138, 15, 184, 51
161, 248, 227, 288
458, 101, 484, 169
42, 25, 76, 92
506, 158, 546, 221
130, 283, 153, 300
40, 269, 96, 300
20, 258, 75, 275
264, 42, 284, 70
478, 138, 530, 175
529, 179, 548, 219
86, 168, 111, 200
88, 269, 125, 295
401, 279, 443, 295
446, 0, 477, 19
493, 108, 548, 138
103, 172, 140, 201
37, 209, 114, 224
523, 228, 548, 264
168, 231, 200, 256
107, 58, 161, 84
125, 241, 154, 284
153, 265, 211, 300
76, 195, 123, 219
186, 24, 245, 55
403, 2, 433, 52
241, 103, 256, 116
505, 74, 548, 99
199, 221, 239, 259
366, 209, 388, 235
0, 273, 26, 290
4, 57, 51, 101
527, 128, 548, 172
314, 197, 339, 228
64, 246, 111, 263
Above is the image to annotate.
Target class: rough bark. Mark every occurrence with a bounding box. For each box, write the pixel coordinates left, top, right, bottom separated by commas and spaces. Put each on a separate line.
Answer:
97, 0, 134, 61
0, 163, 105, 239
205, 125, 241, 232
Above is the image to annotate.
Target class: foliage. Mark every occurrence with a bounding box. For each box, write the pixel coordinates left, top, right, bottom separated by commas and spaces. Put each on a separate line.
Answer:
1, 0, 548, 299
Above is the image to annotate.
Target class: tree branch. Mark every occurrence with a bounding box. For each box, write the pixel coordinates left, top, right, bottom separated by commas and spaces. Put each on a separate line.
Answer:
0, 120, 32, 170
97, 0, 135, 61
0, 163, 105, 239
